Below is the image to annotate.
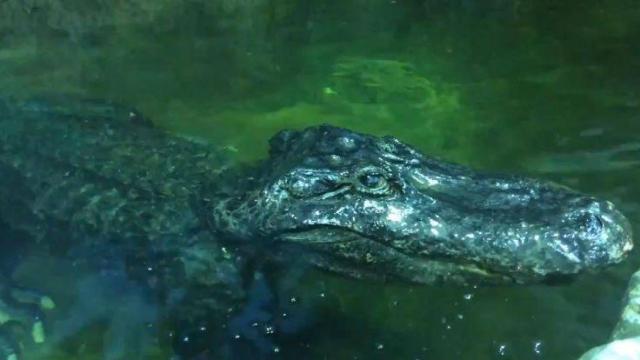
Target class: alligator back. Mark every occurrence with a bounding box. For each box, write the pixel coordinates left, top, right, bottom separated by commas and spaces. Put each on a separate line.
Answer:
0, 97, 243, 306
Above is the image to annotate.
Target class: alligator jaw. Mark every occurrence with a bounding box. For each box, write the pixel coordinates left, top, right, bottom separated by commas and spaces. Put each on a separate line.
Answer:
275, 227, 518, 285
274, 226, 627, 286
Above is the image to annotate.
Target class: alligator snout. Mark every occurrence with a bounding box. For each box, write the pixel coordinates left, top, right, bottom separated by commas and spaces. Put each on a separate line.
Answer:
564, 198, 633, 268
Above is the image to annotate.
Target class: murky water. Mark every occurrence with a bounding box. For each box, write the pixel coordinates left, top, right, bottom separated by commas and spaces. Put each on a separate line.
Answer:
1, 1, 639, 359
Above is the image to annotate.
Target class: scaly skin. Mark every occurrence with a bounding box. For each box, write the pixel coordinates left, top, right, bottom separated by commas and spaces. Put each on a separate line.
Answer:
0, 96, 634, 358
0, 97, 245, 358
212, 125, 633, 284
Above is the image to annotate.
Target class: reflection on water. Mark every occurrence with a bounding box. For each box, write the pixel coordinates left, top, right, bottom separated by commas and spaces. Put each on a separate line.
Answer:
526, 142, 640, 174
1, 1, 640, 359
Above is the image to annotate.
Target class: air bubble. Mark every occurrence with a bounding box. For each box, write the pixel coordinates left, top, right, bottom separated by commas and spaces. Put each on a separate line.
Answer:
497, 344, 508, 356
533, 340, 543, 355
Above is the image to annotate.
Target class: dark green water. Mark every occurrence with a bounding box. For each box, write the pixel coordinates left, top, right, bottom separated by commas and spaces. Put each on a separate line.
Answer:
1, 1, 639, 359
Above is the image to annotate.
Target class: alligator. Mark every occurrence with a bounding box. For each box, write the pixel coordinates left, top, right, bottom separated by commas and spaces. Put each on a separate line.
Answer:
0, 96, 633, 359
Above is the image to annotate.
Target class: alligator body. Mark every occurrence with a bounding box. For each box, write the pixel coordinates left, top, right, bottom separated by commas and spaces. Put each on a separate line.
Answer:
0, 97, 633, 358
0, 97, 244, 358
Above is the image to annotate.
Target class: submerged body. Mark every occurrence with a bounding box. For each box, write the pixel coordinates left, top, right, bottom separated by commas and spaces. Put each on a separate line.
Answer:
0, 97, 244, 358
0, 97, 633, 358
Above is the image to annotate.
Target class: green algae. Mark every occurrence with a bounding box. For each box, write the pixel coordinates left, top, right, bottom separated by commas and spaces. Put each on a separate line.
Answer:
327, 57, 459, 111
0, 1, 640, 359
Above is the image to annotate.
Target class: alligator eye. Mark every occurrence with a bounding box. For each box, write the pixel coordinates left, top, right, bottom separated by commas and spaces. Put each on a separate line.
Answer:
359, 173, 384, 188
355, 168, 391, 195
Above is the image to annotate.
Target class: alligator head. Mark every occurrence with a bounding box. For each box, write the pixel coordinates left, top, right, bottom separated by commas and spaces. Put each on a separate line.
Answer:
212, 125, 633, 285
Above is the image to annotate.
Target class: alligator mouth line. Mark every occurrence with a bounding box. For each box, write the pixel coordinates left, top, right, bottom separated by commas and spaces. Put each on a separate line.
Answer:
275, 225, 580, 285
274, 225, 375, 244
274, 225, 523, 283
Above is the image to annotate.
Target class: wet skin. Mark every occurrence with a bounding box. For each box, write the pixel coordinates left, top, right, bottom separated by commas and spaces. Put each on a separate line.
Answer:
213, 125, 633, 285
0, 97, 633, 358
